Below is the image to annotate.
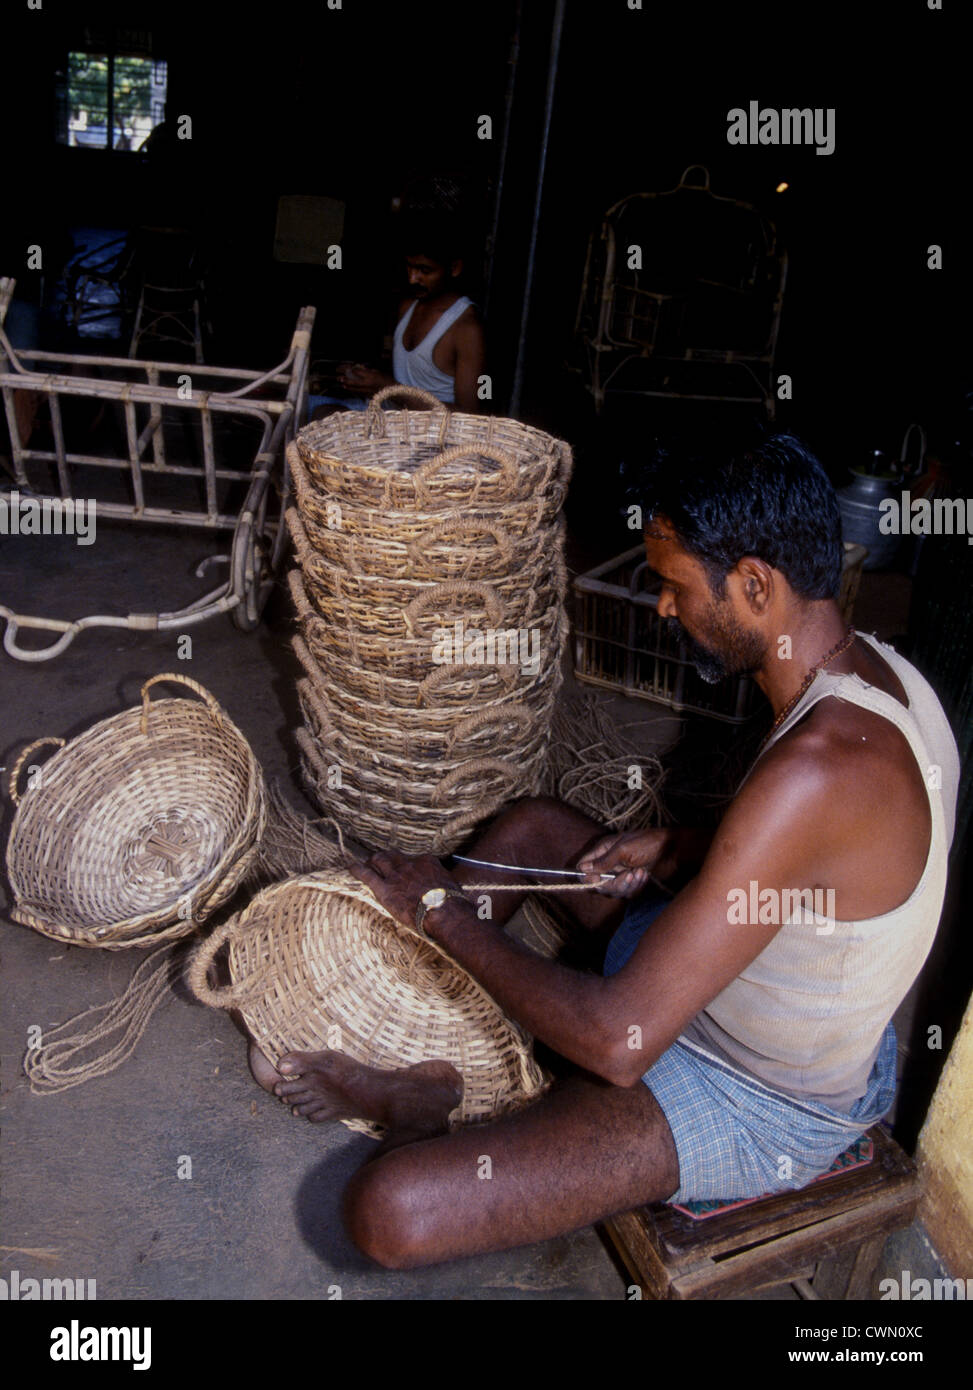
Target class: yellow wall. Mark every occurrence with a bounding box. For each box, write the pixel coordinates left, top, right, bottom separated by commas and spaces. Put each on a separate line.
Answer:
917, 994, 973, 1274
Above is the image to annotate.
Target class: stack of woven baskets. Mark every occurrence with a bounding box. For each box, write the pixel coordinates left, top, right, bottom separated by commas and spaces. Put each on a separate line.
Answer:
285, 386, 573, 854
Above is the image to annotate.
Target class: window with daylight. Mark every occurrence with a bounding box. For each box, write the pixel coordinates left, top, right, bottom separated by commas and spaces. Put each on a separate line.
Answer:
56, 51, 167, 151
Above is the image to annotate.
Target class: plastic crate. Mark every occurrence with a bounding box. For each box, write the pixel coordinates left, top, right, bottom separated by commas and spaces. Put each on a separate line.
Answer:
572, 542, 868, 724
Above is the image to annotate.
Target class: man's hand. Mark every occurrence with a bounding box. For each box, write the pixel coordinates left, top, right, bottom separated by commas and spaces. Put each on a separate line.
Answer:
576, 829, 671, 898
336, 363, 395, 396
351, 850, 467, 931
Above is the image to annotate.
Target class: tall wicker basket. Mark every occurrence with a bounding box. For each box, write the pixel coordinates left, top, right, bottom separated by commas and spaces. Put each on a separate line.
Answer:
286, 386, 572, 854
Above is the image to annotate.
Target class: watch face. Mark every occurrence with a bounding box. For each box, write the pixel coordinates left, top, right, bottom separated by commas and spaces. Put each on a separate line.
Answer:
422, 888, 447, 908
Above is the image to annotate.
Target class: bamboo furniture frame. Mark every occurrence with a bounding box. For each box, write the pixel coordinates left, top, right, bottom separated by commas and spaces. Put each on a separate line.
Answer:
570, 167, 787, 417
0, 276, 314, 661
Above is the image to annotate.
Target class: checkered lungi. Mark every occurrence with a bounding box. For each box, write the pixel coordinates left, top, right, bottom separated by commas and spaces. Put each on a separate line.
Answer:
604, 893, 898, 1204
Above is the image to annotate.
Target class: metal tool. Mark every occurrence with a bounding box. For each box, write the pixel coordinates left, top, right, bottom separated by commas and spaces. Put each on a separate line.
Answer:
450, 854, 615, 881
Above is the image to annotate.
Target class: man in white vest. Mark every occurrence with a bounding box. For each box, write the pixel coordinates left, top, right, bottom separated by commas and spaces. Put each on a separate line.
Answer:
332, 218, 486, 413
248, 432, 958, 1269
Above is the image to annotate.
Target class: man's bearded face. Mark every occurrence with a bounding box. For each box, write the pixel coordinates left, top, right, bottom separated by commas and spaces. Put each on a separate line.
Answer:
666, 600, 767, 685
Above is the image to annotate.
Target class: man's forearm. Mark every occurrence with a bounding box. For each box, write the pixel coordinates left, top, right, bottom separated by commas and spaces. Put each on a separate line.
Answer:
426, 899, 622, 1081
656, 826, 716, 884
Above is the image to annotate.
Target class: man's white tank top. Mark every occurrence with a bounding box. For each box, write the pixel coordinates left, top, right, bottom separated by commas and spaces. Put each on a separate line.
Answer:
681, 632, 960, 1111
392, 296, 473, 404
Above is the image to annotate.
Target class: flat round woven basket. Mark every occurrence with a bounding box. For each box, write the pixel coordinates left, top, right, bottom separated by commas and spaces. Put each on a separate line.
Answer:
293, 632, 560, 754
287, 508, 562, 637
289, 444, 566, 576
289, 567, 566, 692
5, 675, 266, 948
187, 870, 550, 1132
296, 385, 572, 509
295, 727, 546, 853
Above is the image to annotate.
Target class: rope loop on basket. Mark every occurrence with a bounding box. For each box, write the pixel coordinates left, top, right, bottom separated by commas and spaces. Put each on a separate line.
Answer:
406, 516, 514, 568
8, 737, 66, 804
139, 673, 224, 736
364, 385, 447, 439
185, 917, 275, 1010
432, 758, 519, 806
412, 445, 518, 509
445, 703, 532, 753
402, 580, 503, 636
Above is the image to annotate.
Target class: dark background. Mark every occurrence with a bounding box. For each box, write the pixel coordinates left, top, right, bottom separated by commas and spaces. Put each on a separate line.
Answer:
3, 0, 970, 1133
4, 0, 968, 461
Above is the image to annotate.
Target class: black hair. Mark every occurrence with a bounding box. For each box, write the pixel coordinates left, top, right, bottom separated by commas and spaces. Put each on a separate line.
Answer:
632, 428, 843, 600
397, 212, 464, 270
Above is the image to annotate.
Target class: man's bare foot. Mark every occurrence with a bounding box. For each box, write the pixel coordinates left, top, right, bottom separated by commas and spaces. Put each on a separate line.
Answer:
271, 1048, 463, 1133
249, 1040, 281, 1094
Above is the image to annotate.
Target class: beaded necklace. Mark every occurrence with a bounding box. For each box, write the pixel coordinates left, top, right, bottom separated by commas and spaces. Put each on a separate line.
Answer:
759, 625, 857, 753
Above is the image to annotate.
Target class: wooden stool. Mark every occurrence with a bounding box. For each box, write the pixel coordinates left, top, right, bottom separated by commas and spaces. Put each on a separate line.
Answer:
604, 1127, 919, 1300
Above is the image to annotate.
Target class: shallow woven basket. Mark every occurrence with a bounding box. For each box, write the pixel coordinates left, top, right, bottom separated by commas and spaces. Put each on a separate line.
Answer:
289, 443, 567, 576
294, 631, 561, 751
296, 385, 573, 510
295, 727, 547, 853
297, 677, 553, 782
289, 568, 566, 694
5, 675, 266, 949
186, 870, 549, 1133
287, 508, 562, 638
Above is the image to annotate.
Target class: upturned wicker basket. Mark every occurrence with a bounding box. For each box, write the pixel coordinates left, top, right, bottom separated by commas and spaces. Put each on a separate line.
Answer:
5, 675, 266, 948
186, 870, 550, 1132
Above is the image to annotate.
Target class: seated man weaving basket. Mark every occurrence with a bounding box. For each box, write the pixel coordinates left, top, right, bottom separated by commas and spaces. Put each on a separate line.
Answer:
250, 432, 959, 1269
310, 214, 486, 416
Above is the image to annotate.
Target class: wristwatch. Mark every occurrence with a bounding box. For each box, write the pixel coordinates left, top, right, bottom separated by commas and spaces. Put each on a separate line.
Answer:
415, 887, 471, 933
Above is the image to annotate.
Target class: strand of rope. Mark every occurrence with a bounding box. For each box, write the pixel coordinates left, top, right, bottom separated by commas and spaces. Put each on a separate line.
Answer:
542, 694, 666, 830
23, 944, 184, 1095
459, 879, 603, 892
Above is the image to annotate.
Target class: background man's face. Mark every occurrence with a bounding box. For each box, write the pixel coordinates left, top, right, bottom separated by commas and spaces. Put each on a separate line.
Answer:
405, 254, 456, 298
644, 520, 767, 683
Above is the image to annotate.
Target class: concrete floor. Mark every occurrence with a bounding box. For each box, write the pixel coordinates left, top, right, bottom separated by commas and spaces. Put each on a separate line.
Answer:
0, 482, 946, 1301
1, 512, 639, 1300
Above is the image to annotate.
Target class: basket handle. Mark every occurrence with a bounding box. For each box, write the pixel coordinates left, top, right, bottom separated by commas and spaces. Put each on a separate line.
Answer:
8, 737, 66, 804
286, 565, 313, 620
285, 507, 319, 572
364, 385, 448, 437
186, 919, 258, 1009
446, 704, 533, 753
407, 517, 513, 567
286, 439, 313, 506
413, 444, 518, 503
402, 580, 504, 635
140, 674, 224, 735
432, 757, 520, 806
